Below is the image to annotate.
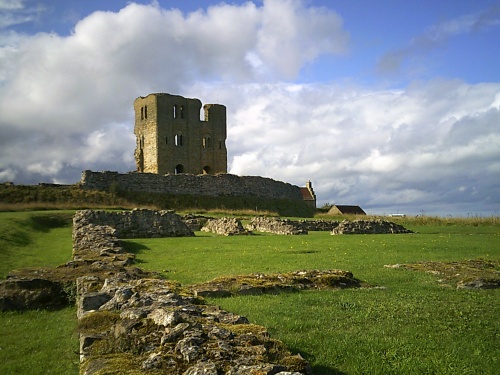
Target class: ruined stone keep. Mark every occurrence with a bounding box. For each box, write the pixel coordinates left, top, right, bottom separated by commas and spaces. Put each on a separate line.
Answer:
134, 93, 227, 175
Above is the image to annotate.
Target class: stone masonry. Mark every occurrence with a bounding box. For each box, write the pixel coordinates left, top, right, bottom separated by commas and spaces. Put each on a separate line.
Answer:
134, 93, 227, 175
246, 217, 308, 235
201, 217, 251, 236
79, 170, 304, 201
73, 209, 194, 238
72, 210, 312, 374
331, 219, 413, 235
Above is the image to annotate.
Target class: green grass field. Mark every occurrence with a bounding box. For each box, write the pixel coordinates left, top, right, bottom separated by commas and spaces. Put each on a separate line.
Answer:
0, 211, 499, 374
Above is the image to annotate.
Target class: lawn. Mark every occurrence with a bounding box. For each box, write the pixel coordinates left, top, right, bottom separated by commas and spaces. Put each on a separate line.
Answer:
0, 211, 499, 374
0, 211, 78, 375
124, 223, 500, 374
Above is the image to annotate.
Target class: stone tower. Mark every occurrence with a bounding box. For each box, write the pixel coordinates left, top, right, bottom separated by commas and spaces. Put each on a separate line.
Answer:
134, 93, 227, 175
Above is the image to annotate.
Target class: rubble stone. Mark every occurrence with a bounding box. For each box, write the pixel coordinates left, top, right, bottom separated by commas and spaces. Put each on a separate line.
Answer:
331, 219, 413, 235
246, 217, 307, 235
201, 217, 251, 236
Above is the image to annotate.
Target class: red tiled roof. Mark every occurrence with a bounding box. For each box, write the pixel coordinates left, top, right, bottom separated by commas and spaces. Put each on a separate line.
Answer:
300, 187, 315, 201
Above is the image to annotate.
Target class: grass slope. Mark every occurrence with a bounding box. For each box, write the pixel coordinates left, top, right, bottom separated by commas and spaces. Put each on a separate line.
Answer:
0, 211, 78, 375
0, 211, 74, 278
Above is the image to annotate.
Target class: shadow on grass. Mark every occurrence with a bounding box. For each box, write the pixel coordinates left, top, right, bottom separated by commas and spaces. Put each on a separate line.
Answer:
26, 213, 73, 232
121, 240, 150, 255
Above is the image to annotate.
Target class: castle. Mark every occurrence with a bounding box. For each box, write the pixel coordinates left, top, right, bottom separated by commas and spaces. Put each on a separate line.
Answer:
134, 93, 227, 175
78, 93, 316, 212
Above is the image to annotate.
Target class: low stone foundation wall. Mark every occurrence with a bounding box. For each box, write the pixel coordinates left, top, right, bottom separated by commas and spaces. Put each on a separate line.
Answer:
73, 212, 312, 374
331, 219, 413, 235
246, 217, 308, 235
298, 219, 340, 231
73, 209, 194, 238
201, 217, 251, 236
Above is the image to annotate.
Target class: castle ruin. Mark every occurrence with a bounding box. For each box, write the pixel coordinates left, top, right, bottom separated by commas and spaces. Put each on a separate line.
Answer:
134, 93, 227, 175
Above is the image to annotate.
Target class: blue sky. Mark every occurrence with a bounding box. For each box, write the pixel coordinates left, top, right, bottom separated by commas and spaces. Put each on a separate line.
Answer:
1, 0, 499, 216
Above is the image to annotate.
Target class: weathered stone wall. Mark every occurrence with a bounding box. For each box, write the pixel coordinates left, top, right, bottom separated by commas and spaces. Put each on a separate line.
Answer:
134, 93, 227, 175
246, 217, 308, 235
73, 212, 312, 374
201, 217, 250, 236
73, 209, 194, 238
79, 171, 304, 201
182, 214, 210, 231
298, 219, 340, 231
331, 219, 413, 235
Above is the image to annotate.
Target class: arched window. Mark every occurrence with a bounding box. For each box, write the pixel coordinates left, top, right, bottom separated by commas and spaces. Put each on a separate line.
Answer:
202, 136, 211, 148
174, 134, 183, 146
140, 107, 144, 120
203, 166, 211, 174
180, 105, 185, 119
144, 105, 148, 119
173, 105, 177, 118
175, 164, 184, 174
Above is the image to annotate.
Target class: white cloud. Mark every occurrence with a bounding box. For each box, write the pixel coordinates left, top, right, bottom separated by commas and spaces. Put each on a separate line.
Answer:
26, 160, 63, 175
0, 167, 16, 181
206, 80, 499, 214
377, 5, 500, 76
0, 0, 23, 11
0, 0, 37, 29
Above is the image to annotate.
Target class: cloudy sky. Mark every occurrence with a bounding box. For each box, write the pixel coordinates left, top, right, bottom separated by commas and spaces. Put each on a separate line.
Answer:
0, 0, 499, 216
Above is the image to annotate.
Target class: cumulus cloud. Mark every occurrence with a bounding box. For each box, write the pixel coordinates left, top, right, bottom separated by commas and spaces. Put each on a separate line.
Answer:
208, 80, 499, 215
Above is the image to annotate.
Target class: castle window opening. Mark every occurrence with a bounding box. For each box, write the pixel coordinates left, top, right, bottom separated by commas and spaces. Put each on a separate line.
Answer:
203, 136, 211, 148
173, 104, 183, 119
165, 137, 168, 145
203, 166, 211, 174
175, 164, 184, 174
174, 134, 183, 146
218, 140, 222, 149
140, 107, 144, 120
144, 105, 148, 119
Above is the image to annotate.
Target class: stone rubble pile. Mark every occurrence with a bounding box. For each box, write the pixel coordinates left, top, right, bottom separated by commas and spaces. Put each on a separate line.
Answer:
182, 214, 210, 231
0, 277, 69, 311
246, 217, 308, 235
331, 219, 413, 235
298, 219, 340, 231
191, 269, 361, 298
201, 217, 251, 236
78, 275, 311, 375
